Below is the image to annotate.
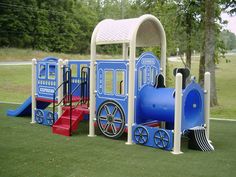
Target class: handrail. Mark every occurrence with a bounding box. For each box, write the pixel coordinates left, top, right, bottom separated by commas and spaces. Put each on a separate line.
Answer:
119, 80, 123, 94
81, 66, 90, 107
52, 68, 71, 126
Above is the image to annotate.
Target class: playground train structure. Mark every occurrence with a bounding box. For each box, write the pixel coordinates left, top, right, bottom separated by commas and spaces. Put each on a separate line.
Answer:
7, 14, 214, 153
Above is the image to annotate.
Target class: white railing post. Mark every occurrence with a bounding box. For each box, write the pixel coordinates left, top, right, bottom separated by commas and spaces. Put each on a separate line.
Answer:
57, 59, 64, 117
31, 58, 37, 123
172, 73, 183, 155
204, 72, 211, 140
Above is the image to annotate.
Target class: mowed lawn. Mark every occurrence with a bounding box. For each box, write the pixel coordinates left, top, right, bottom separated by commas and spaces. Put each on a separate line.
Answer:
0, 103, 236, 177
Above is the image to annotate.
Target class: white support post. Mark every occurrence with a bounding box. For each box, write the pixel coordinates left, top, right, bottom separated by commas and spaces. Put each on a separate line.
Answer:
172, 73, 183, 155
122, 43, 128, 60
88, 41, 97, 137
160, 26, 166, 83
31, 58, 37, 123
57, 59, 64, 117
204, 72, 211, 140
126, 42, 136, 145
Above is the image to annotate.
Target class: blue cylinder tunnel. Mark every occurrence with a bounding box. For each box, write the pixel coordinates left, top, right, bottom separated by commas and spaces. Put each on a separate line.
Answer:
137, 81, 205, 131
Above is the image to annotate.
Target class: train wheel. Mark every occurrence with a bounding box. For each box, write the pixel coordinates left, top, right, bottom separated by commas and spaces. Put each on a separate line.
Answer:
46, 112, 54, 126
134, 126, 149, 145
97, 100, 125, 138
154, 129, 170, 149
35, 110, 44, 124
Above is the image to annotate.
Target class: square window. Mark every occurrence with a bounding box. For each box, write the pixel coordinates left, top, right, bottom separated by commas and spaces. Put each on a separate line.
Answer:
116, 71, 125, 95
105, 70, 113, 94
39, 64, 46, 79
48, 65, 56, 79
71, 64, 77, 77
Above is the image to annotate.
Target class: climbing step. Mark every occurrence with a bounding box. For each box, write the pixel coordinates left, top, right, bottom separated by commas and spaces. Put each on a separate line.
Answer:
52, 105, 89, 136
188, 126, 214, 151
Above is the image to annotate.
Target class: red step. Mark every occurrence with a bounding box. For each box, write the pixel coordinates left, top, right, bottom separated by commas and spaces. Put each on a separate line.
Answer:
52, 105, 89, 136
62, 104, 89, 114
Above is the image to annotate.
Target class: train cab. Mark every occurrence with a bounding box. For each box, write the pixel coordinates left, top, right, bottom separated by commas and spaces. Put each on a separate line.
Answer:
95, 52, 161, 138
36, 57, 59, 101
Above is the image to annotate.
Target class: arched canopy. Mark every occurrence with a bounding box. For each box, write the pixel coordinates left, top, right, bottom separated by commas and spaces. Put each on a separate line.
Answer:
93, 14, 165, 47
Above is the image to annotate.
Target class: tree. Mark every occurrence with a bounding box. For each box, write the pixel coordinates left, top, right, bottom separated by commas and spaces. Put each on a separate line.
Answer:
175, 0, 201, 69
205, 0, 218, 106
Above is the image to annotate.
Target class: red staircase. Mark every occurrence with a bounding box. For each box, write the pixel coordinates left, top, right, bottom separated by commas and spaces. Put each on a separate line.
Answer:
52, 104, 89, 136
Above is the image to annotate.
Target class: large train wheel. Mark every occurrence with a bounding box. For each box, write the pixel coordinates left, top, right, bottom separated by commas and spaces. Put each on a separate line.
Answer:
46, 112, 54, 126
35, 110, 44, 124
97, 100, 125, 138
154, 129, 170, 149
134, 126, 149, 145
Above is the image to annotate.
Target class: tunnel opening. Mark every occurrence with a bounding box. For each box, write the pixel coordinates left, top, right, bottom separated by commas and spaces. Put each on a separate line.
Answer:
183, 89, 203, 129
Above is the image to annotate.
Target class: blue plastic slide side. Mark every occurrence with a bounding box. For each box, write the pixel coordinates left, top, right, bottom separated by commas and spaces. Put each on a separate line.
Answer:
7, 96, 50, 117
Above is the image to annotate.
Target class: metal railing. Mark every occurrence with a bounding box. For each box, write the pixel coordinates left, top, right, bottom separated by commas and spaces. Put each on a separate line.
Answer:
52, 68, 72, 134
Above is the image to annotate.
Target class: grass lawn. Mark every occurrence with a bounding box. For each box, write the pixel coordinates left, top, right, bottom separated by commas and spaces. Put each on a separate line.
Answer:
0, 103, 236, 177
0, 48, 121, 61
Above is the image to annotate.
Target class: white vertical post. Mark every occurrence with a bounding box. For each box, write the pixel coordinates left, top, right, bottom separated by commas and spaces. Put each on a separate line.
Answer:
122, 43, 128, 60
126, 41, 136, 145
31, 58, 37, 123
57, 59, 64, 117
204, 72, 211, 140
160, 26, 166, 83
88, 42, 96, 137
172, 73, 183, 155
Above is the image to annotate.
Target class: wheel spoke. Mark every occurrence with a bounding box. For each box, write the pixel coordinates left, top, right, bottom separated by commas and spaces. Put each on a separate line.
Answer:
99, 116, 107, 120
138, 136, 142, 142
161, 140, 165, 148
163, 138, 169, 142
112, 106, 118, 116
114, 117, 122, 123
103, 122, 109, 132
141, 136, 146, 142
111, 124, 117, 134
104, 105, 111, 115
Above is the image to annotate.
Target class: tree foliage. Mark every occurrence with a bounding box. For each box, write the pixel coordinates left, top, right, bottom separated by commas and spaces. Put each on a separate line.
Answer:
0, 0, 97, 53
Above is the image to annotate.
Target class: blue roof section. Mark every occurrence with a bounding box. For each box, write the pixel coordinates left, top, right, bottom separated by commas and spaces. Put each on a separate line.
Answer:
42, 57, 59, 63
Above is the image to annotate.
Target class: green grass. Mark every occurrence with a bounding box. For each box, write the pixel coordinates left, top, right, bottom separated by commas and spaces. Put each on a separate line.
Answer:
0, 48, 121, 61
0, 103, 236, 177
0, 65, 31, 102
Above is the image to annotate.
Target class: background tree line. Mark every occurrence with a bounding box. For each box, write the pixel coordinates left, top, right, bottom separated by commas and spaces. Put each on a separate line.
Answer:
0, 0, 235, 54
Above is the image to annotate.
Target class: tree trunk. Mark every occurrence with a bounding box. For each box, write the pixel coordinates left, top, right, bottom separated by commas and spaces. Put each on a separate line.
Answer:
186, 13, 192, 69
204, 0, 218, 106
198, 38, 205, 87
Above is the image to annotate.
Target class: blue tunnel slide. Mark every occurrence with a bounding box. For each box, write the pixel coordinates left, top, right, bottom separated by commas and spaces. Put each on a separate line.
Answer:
7, 96, 50, 117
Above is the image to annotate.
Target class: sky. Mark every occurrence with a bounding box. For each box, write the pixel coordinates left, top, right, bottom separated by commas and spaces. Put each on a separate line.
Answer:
221, 13, 236, 35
